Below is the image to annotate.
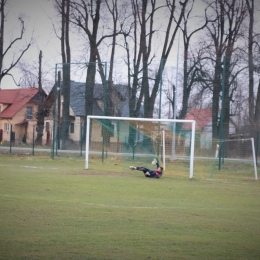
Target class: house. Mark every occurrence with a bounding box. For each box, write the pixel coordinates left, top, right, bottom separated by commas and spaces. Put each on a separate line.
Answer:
70, 82, 131, 141
46, 81, 132, 144
0, 88, 48, 145
183, 108, 238, 149
45, 80, 152, 151
69, 81, 130, 116
184, 108, 212, 146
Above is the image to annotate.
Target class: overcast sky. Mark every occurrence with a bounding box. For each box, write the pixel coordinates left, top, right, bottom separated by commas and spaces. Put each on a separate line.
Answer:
1, 0, 212, 90
2, 0, 60, 89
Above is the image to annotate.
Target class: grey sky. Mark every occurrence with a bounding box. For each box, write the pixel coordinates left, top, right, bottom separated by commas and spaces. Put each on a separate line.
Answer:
1, 0, 210, 90
2, 0, 60, 89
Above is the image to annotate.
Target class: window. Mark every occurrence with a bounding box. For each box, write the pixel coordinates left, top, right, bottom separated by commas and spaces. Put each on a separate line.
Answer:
45, 121, 50, 132
111, 123, 117, 137
70, 123, 74, 134
27, 107, 33, 120
4, 123, 9, 131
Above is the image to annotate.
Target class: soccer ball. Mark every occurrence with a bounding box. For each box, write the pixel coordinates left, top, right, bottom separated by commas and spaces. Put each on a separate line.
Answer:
151, 158, 157, 165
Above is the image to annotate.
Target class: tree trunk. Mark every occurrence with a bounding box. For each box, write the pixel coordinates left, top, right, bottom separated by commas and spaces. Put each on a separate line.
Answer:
0, 0, 4, 81
60, 0, 71, 146
221, 55, 231, 141
254, 79, 260, 124
246, 0, 255, 123
212, 58, 222, 139
61, 63, 70, 142
35, 50, 45, 145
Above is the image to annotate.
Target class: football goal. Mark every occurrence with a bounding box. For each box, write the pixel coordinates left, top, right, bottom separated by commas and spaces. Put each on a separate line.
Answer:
217, 137, 258, 180
85, 116, 196, 179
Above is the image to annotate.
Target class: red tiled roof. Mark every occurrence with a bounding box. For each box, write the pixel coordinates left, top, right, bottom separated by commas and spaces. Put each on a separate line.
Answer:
184, 108, 212, 130
0, 88, 39, 119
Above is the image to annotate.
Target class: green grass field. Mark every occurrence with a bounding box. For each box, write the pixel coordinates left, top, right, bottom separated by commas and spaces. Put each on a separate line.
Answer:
0, 153, 260, 259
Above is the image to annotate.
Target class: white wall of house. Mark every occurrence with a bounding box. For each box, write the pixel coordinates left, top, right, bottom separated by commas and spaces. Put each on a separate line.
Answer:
200, 121, 213, 149
69, 116, 82, 142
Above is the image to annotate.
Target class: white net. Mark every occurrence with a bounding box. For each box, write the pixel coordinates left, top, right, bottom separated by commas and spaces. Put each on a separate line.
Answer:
193, 137, 258, 181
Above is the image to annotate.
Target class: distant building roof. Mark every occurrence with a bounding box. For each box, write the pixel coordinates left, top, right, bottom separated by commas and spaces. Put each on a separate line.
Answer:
184, 108, 212, 130
69, 81, 129, 117
0, 88, 39, 119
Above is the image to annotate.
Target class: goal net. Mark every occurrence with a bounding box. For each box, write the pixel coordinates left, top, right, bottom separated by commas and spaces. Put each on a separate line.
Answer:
216, 137, 258, 180
85, 116, 196, 179
194, 137, 258, 181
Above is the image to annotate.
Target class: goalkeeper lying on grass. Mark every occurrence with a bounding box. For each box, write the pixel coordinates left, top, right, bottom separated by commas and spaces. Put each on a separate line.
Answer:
129, 159, 163, 178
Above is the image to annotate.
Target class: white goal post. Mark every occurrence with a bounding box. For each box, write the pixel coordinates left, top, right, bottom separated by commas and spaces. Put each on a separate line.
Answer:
251, 138, 258, 180
85, 116, 196, 179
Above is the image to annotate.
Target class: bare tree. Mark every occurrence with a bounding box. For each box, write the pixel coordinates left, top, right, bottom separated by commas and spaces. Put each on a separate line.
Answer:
140, 0, 188, 117
123, 0, 143, 119
117, 0, 189, 147
18, 51, 50, 145
246, 0, 254, 122
70, 0, 102, 121
54, 0, 71, 146
245, 0, 260, 125
204, 0, 248, 139
255, 79, 260, 124
18, 62, 38, 88
18, 60, 52, 92
0, 0, 31, 85
177, 0, 213, 122
18, 50, 49, 145
69, 0, 125, 143
35, 50, 46, 145
97, 0, 127, 117
125, 0, 188, 120
221, 0, 247, 139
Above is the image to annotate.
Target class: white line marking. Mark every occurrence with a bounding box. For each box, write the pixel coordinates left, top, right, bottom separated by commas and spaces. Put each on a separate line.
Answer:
1, 193, 259, 211
20, 165, 58, 170
0, 164, 58, 170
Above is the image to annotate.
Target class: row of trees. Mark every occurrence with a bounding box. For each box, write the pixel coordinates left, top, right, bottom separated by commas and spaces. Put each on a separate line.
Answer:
55, 0, 260, 142
1, 0, 260, 144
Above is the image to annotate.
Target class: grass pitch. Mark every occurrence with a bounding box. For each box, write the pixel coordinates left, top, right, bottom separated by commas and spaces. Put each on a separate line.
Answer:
0, 154, 260, 259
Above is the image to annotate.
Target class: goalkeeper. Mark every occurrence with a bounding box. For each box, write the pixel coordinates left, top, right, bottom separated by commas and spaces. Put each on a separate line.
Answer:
129, 159, 163, 178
